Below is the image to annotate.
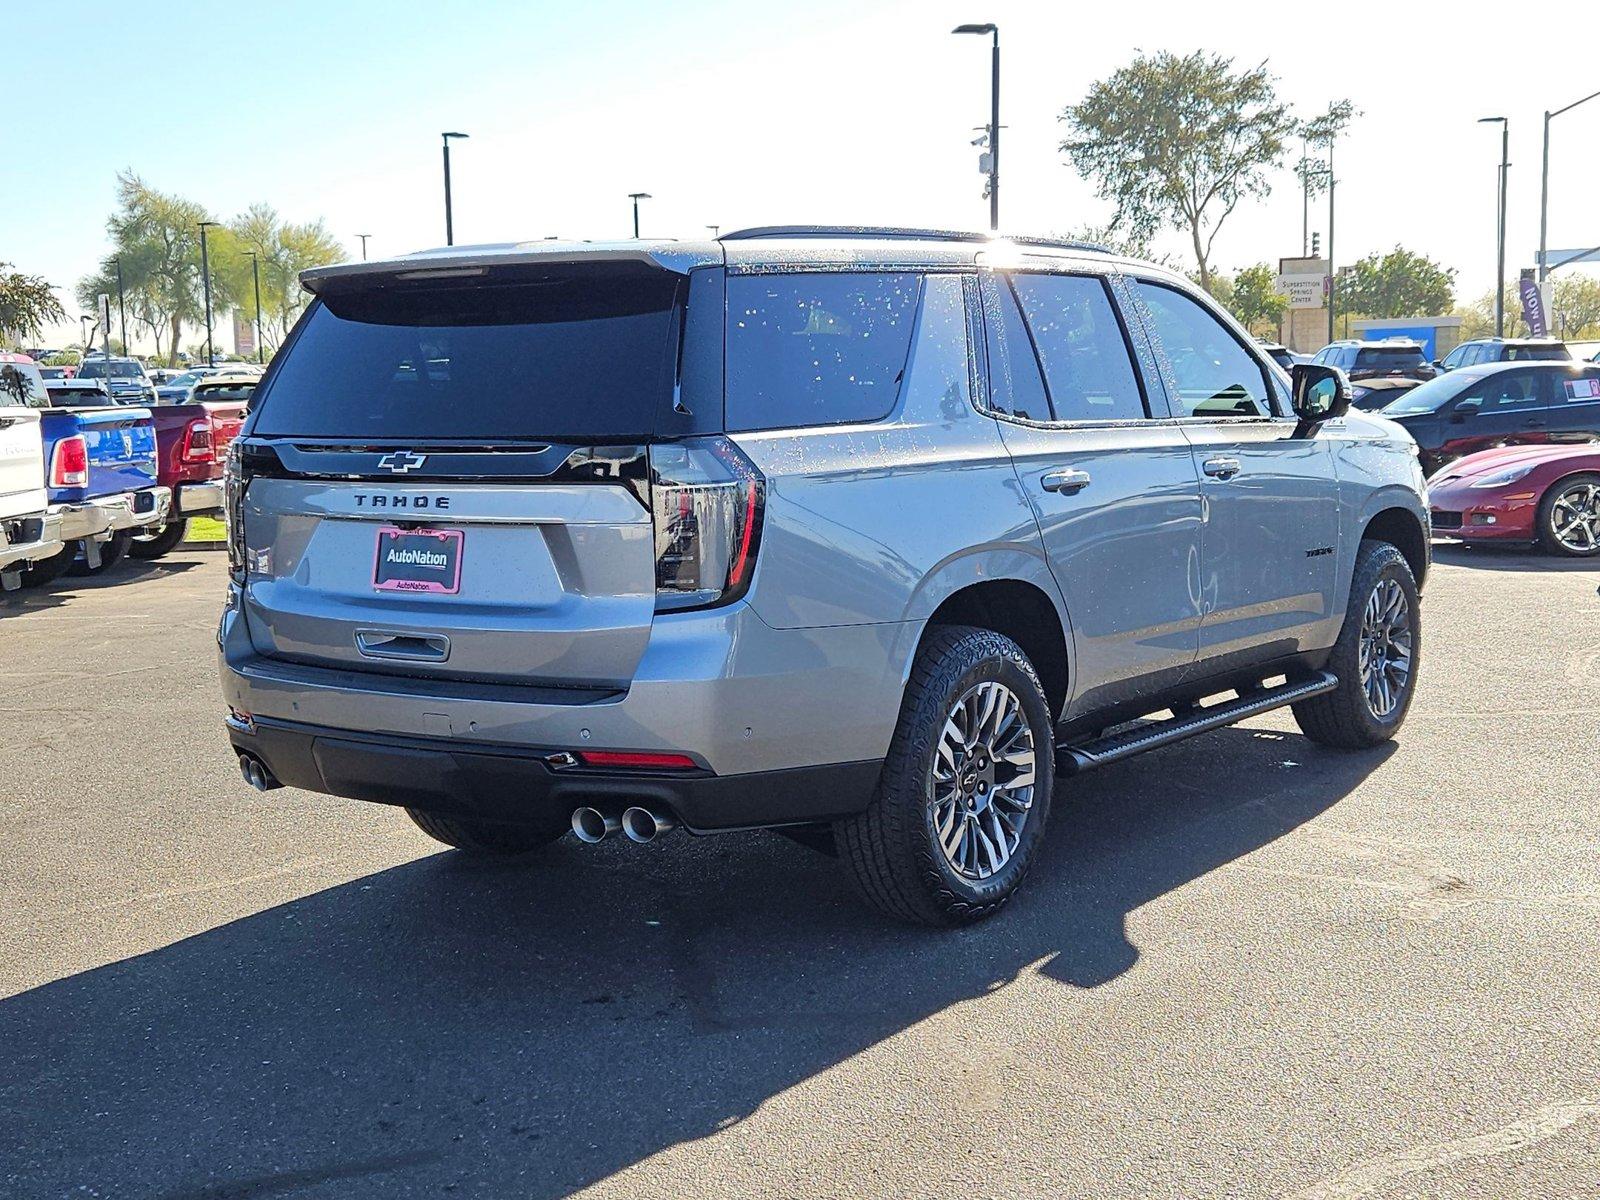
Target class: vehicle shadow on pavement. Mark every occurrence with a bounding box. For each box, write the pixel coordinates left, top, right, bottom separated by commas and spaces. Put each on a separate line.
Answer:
1, 726, 1392, 1198
0, 558, 202, 615
1430, 542, 1597, 573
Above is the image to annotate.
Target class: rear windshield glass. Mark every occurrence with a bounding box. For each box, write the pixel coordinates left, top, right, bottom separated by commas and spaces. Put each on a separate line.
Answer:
77, 359, 146, 380
250, 265, 683, 440
725, 272, 919, 432
1354, 346, 1425, 369
47, 386, 115, 407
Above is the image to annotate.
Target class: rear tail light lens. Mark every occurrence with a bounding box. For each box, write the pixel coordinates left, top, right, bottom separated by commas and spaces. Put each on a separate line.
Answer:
224, 442, 246, 582
648, 436, 764, 612
182, 418, 214, 463
50, 435, 88, 488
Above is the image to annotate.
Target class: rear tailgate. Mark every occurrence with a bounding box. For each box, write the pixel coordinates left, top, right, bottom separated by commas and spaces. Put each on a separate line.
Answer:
42, 408, 158, 497
234, 259, 692, 690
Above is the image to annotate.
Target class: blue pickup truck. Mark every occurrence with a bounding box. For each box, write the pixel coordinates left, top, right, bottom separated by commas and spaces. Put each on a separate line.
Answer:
15, 368, 171, 585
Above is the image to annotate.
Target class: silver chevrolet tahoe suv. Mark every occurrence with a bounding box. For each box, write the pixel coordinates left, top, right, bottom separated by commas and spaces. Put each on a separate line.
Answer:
219, 227, 1428, 925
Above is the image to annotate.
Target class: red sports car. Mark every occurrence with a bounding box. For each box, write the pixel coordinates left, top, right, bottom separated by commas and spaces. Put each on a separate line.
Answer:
1428, 443, 1600, 557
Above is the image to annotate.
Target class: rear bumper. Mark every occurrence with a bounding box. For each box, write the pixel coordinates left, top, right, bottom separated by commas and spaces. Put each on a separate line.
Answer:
0, 510, 64, 572
53, 486, 173, 540
225, 715, 883, 833
175, 480, 223, 517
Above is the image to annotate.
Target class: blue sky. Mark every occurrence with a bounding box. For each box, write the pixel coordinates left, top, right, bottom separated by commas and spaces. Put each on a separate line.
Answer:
9, 0, 1600, 346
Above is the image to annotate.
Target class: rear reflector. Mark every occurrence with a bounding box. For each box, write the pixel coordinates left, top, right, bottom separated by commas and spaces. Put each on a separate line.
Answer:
575, 750, 699, 771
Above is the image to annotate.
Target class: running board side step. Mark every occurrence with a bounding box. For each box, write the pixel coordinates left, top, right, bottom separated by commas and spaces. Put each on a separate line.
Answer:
1057, 671, 1339, 775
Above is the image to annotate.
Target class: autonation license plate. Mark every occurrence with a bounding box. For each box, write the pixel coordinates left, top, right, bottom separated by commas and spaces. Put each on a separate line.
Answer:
373, 526, 464, 594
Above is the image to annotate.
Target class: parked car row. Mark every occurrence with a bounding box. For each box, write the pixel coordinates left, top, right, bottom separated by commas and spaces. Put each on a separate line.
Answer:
0, 353, 245, 591
1278, 338, 1600, 557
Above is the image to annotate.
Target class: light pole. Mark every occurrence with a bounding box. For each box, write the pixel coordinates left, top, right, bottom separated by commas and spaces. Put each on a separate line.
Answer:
356, 233, 371, 261
244, 250, 265, 365
1538, 89, 1600, 282
629, 192, 652, 238
441, 132, 469, 245
78, 315, 92, 354
198, 220, 219, 367
112, 258, 127, 355
952, 23, 1000, 231
1479, 116, 1509, 337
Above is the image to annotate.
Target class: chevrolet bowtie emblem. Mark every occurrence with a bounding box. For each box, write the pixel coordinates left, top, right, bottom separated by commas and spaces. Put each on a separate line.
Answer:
377, 451, 428, 474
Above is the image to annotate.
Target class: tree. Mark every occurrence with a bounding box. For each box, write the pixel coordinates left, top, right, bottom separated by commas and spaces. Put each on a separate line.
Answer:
1060, 52, 1303, 294
1294, 100, 1357, 223
1455, 289, 1528, 340
1336, 247, 1455, 319
1227, 263, 1289, 336
222, 204, 345, 353
79, 172, 213, 366
0, 263, 66, 342
1551, 275, 1600, 339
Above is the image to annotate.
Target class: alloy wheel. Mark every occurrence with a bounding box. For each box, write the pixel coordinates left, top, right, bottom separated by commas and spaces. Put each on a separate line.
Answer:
931, 680, 1037, 880
1357, 577, 1413, 719
1549, 482, 1600, 553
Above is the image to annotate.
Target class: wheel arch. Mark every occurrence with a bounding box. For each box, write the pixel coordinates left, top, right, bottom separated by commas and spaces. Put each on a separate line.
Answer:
916, 578, 1071, 721
1361, 503, 1429, 587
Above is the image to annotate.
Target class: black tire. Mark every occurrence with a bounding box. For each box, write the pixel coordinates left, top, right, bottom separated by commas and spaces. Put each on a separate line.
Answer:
19, 543, 75, 587
834, 624, 1056, 926
127, 518, 189, 560
405, 808, 563, 855
67, 530, 131, 577
1293, 539, 1421, 749
1536, 472, 1600, 557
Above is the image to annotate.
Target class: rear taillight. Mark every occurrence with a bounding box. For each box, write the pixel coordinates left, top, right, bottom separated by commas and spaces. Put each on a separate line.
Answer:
224, 442, 246, 582
182, 418, 214, 463
50, 435, 88, 488
648, 435, 764, 612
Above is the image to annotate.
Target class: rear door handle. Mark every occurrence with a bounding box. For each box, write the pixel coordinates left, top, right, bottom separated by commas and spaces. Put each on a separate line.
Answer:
1041, 468, 1092, 494
1202, 456, 1242, 480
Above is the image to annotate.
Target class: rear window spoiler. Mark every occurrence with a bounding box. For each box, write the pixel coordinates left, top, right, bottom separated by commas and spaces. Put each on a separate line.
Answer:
301, 242, 724, 295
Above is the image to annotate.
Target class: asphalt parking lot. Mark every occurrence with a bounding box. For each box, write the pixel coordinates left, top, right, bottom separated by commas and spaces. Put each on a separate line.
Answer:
2, 546, 1597, 1199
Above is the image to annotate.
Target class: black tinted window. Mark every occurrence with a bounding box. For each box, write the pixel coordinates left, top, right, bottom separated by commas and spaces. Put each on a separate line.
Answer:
1012, 273, 1144, 421
1507, 344, 1570, 361
725, 273, 918, 433
250, 265, 682, 440
1131, 282, 1271, 417
1354, 346, 1425, 370
77, 359, 146, 380
0, 361, 49, 409
1456, 371, 1544, 411
981, 276, 1049, 421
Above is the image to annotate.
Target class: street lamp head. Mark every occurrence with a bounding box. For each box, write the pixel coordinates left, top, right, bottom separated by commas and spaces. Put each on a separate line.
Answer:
198, 220, 218, 229
442, 131, 469, 141
952, 22, 996, 34
629, 192, 653, 201
1477, 116, 1507, 126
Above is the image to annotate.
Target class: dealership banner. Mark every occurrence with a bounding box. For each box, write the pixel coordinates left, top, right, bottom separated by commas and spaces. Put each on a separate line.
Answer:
1519, 274, 1549, 337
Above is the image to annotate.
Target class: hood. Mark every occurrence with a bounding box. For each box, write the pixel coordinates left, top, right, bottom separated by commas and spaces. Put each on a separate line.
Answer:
1429, 441, 1600, 483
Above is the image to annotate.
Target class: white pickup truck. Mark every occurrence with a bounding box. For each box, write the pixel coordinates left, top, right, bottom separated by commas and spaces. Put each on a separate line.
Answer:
0, 355, 64, 591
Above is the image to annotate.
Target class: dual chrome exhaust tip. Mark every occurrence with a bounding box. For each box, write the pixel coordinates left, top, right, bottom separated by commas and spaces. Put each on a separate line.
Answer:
571, 806, 677, 845
237, 753, 282, 792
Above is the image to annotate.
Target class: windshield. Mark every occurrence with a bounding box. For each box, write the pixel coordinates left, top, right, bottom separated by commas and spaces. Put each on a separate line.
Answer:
77, 359, 147, 380
250, 265, 683, 440
1382, 371, 1481, 415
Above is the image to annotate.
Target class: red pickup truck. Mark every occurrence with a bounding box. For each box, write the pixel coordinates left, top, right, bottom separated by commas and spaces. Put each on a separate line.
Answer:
128, 376, 248, 559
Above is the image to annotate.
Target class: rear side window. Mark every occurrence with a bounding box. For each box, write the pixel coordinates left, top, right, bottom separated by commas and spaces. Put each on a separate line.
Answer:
980, 276, 1049, 421
1454, 370, 1545, 412
250, 264, 683, 440
1011, 273, 1144, 421
1130, 282, 1272, 417
0, 361, 48, 409
1507, 344, 1570, 361
725, 272, 919, 433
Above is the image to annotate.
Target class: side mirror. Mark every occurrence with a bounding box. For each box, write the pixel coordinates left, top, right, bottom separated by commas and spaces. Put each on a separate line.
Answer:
1290, 362, 1351, 431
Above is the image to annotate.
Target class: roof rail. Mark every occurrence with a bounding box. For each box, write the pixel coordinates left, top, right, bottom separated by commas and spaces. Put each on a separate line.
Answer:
717, 225, 1112, 254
